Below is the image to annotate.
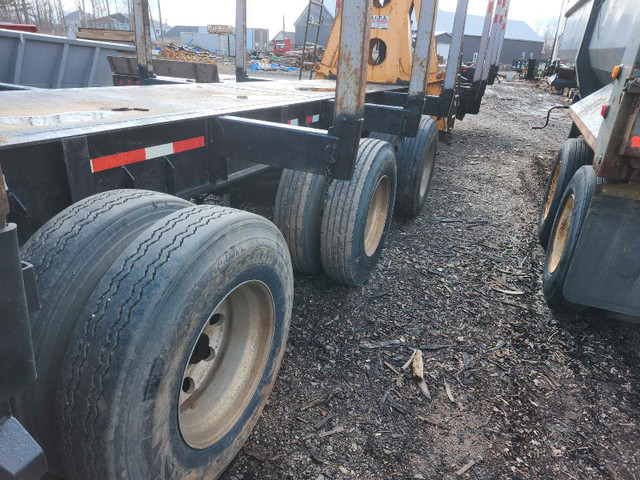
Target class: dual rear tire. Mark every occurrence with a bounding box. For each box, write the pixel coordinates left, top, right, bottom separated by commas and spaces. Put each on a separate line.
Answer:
275, 118, 439, 285
274, 138, 396, 285
542, 166, 598, 311
538, 138, 593, 249
371, 116, 439, 217
16, 190, 293, 479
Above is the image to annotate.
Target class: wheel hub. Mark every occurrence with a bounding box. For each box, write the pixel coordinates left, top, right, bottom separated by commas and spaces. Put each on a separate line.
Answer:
544, 160, 561, 220
178, 281, 274, 449
548, 194, 574, 274
364, 175, 391, 257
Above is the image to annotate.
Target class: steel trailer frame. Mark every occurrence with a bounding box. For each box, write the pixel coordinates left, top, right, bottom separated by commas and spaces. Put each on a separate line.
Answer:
0, 0, 447, 477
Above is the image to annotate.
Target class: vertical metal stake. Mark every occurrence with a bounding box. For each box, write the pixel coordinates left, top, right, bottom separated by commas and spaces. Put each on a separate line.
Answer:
444, 0, 470, 91
235, 0, 247, 81
132, 0, 155, 80
473, 0, 495, 83
408, 0, 438, 98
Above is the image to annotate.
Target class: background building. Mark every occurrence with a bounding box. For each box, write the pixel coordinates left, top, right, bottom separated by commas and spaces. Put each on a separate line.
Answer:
176, 27, 269, 55
433, 10, 543, 67
294, 4, 334, 48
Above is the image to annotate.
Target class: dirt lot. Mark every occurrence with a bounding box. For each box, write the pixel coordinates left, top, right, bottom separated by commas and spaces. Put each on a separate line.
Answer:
221, 81, 640, 479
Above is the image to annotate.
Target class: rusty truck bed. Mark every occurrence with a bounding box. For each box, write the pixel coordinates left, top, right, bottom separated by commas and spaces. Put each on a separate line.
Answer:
0, 79, 403, 149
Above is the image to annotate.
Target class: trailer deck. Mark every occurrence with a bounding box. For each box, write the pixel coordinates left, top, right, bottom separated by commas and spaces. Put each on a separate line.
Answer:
0, 78, 409, 241
0, 79, 403, 149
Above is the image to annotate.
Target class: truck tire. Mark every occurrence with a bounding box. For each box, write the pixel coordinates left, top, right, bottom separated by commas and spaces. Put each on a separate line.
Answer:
538, 138, 593, 249
15, 190, 191, 472
274, 169, 327, 274
231, 168, 283, 206
321, 138, 397, 285
369, 132, 401, 150
55, 205, 293, 480
393, 116, 438, 217
542, 166, 596, 310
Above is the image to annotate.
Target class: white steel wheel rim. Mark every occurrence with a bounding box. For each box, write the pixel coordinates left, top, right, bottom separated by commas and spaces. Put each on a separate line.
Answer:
548, 194, 574, 274
364, 175, 391, 257
178, 281, 275, 450
419, 142, 437, 198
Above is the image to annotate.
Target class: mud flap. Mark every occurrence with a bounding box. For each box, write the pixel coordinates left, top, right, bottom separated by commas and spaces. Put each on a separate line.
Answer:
563, 184, 640, 316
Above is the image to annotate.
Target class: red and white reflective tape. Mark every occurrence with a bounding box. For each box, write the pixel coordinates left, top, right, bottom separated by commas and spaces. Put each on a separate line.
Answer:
90, 136, 205, 173
287, 114, 320, 126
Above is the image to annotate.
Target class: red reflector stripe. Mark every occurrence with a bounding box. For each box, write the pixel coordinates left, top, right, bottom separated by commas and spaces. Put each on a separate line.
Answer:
91, 148, 146, 173
173, 136, 205, 153
632, 136, 640, 148
91, 136, 205, 173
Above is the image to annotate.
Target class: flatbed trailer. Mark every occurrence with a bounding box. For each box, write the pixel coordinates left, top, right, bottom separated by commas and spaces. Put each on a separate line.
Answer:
0, 0, 509, 478
0, 79, 405, 242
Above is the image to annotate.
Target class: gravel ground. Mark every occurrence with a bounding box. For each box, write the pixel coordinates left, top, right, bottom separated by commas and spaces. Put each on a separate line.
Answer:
221, 81, 640, 480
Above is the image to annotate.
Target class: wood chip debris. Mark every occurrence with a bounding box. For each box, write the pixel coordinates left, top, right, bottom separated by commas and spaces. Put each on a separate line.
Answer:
402, 349, 417, 370
318, 426, 345, 438
383, 360, 400, 374
300, 391, 335, 411
456, 460, 476, 476
444, 379, 455, 403
417, 415, 451, 430
412, 349, 431, 400
244, 450, 268, 462
313, 413, 333, 430
491, 286, 525, 295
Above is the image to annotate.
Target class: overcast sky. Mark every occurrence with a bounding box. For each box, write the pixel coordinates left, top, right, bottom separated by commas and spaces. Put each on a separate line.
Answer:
152, 0, 565, 37
62, 0, 566, 38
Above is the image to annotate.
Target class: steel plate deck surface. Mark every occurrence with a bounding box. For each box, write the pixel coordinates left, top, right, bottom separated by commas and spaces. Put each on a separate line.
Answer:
0, 79, 403, 150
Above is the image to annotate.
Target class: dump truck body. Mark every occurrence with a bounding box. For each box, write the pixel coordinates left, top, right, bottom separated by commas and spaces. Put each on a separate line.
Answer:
557, 0, 637, 96
539, 0, 640, 316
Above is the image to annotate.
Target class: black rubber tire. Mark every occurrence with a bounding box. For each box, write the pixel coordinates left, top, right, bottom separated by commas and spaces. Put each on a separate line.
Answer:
273, 169, 327, 274
14, 190, 192, 473
538, 138, 593, 249
369, 131, 401, 151
394, 116, 438, 217
542, 166, 596, 311
321, 138, 397, 285
230, 168, 283, 206
55, 205, 293, 480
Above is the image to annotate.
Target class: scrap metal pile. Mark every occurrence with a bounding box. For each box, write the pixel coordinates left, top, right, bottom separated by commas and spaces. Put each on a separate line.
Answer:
273, 48, 318, 69
159, 42, 217, 64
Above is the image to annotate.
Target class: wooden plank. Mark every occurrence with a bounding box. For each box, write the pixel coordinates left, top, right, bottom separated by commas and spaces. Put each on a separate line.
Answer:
76, 28, 135, 44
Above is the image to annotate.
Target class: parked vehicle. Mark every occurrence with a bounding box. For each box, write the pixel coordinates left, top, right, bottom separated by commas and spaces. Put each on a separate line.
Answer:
538, 0, 640, 316
0, 0, 508, 478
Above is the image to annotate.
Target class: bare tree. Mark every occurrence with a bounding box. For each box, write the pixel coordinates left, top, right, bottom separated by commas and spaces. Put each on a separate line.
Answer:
535, 18, 557, 58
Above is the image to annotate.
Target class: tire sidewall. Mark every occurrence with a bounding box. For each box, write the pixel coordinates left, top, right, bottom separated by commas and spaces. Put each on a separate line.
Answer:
542, 166, 596, 308
538, 138, 592, 247
412, 121, 438, 214
112, 225, 292, 478
396, 117, 438, 217
349, 146, 397, 284
299, 173, 327, 272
